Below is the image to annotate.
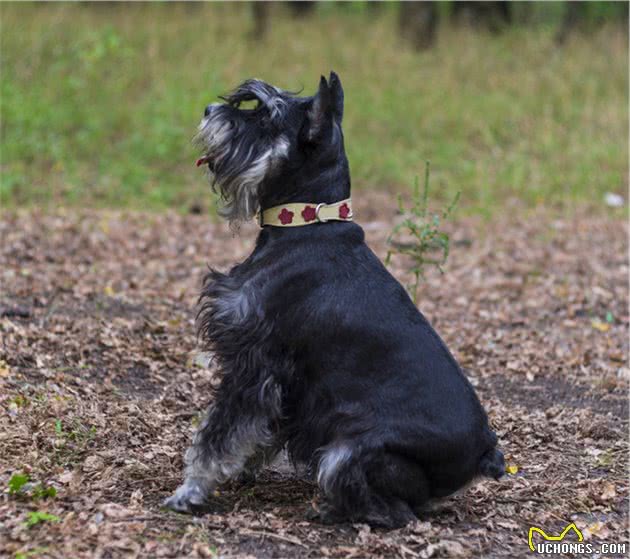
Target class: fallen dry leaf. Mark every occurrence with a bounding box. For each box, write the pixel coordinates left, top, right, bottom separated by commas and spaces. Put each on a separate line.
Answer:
591, 320, 611, 332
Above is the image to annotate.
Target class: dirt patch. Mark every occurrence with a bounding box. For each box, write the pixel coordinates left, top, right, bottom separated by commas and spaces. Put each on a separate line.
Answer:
478, 373, 629, 420
0, 202, 628, 558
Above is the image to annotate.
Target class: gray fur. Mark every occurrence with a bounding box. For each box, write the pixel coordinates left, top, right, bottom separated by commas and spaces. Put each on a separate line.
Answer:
194, 82, 291, 224
317, 443, 353, 494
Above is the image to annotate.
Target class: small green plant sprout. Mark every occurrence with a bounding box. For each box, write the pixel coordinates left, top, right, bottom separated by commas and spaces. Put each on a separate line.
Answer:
23, 511, 60, 528
386, 162, 460, 304
14, 549, 49, 559
31, 484, 57, 500
8, 473, 30, 495
7, 472, 57, 500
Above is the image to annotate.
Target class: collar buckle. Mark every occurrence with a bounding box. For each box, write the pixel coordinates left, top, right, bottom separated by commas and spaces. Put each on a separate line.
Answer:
315, 203, 328, 223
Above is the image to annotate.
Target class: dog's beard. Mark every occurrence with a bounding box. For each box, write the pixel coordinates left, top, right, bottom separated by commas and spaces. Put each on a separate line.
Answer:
195, 113, 288, 224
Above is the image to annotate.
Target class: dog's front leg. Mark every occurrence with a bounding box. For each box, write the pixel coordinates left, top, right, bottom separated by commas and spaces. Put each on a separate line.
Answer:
164, 375, 282, 514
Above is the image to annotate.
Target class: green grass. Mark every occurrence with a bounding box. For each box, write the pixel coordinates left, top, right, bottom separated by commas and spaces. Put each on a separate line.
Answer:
0, 2, 627, 213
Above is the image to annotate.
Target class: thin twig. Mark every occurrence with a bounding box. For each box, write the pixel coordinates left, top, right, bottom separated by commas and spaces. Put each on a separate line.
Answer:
239, 528, 307, 548
400, 543, 421, 557
41, 290, 59, 325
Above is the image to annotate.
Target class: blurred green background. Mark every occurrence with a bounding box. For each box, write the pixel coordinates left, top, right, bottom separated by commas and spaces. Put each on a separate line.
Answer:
1, 1, 627, 214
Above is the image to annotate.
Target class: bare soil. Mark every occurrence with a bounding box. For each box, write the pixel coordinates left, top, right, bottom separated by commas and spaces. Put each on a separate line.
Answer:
1, 197, 628, 558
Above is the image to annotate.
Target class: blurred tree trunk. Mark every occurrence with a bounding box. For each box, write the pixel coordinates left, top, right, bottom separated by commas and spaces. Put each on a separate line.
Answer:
80, 1, 119, 8
368, 1, 384, 14
553, 1, 629, 45
398, 1, 437, 50
251, 2, 317, 40
288, 1, 316, 18
251, 2, 270, 40
554, 1, 592, 45
452, 1, 511, 33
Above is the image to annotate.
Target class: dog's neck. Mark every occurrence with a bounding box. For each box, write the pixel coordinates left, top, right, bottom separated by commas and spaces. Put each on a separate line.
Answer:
254, 156, 356, 240
258, 155, 351, 211
255, 217, 363, 247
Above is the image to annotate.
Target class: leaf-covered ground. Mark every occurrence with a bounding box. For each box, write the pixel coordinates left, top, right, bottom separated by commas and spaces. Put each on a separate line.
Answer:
1, 197, 628, 558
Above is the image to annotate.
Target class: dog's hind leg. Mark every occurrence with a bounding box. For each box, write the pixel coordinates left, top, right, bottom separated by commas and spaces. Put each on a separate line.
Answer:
316, 444, 429, 528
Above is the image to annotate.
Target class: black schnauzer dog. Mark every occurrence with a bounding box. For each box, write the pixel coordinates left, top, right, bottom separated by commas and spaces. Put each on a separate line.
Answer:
164, 72, 504, 527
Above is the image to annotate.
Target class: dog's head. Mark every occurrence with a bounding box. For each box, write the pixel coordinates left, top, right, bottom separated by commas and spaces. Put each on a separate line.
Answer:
195, 72, 346, 223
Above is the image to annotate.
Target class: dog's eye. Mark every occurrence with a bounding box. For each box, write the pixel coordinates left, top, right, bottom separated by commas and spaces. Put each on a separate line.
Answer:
235, 99, 263, 112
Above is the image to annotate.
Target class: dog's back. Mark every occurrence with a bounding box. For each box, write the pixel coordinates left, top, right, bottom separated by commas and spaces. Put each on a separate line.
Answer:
236, 221, 503, 525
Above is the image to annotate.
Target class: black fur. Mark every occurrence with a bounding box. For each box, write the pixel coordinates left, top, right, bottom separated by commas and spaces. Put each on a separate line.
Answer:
165, 73, 504, 528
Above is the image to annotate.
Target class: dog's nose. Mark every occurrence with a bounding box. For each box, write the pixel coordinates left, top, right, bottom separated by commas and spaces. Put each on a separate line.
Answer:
204, 105, 213, 117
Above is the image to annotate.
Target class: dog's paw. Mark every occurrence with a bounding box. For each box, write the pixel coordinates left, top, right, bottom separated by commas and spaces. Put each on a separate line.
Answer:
162, 481, 209, 515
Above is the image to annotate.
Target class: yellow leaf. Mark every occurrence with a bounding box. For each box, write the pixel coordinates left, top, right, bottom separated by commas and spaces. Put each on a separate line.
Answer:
506, 464, 519, 475
591, 320, 610, 332
104, 285, 115, 297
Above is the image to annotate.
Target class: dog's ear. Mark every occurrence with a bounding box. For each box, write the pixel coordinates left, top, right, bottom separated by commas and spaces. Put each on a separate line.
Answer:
305, 76, 331, 142
303, 75, 333, 143
329, 71, 344, 123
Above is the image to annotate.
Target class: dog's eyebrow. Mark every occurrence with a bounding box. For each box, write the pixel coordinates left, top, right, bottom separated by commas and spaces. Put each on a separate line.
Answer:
222, 79, 288, 120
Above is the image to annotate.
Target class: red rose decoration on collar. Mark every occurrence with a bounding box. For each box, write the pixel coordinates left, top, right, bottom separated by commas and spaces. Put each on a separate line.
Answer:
339, 203, 351, 219
278, 208, 294, 225
301, 205, 317, 222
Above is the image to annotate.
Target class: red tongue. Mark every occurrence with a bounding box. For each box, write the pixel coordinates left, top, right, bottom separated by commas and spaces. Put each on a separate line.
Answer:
196, 156, 209, 167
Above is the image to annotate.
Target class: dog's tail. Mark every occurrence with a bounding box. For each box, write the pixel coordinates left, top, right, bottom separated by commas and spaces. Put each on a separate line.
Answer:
479, 448, 505, 480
